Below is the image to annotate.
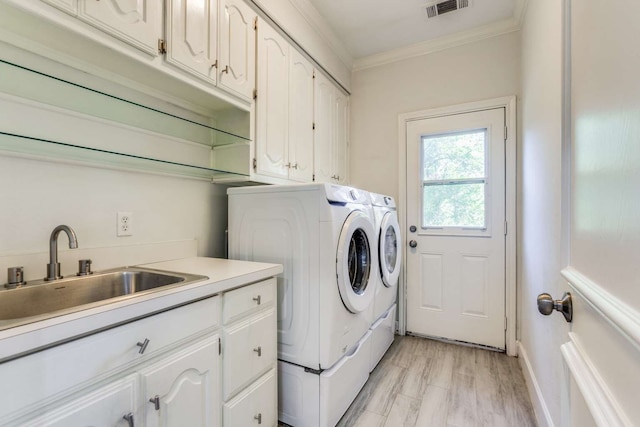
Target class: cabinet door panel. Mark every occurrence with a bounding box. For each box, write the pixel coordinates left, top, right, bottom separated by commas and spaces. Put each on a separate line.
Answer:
78, 0, 162, 55
223, 369, 276, 427
313, 72, 334, 183
256, 20, 289, 179
219, 0, 256, 99
41, 0, 77, 15
334, 92, 349, 185
141, 335, 221, 427
288, 49, 314, 182
23, 375, 138, 427
223, 308, 276, 400
167, 0, 217, 82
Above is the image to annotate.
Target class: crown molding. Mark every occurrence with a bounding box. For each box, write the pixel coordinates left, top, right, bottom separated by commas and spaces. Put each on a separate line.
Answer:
286, 0, 354, 69
353, 0, 528, 72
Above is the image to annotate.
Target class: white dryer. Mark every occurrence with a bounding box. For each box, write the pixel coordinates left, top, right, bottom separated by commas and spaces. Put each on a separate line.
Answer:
228, 183, 377, 427
369, 192, 402, 372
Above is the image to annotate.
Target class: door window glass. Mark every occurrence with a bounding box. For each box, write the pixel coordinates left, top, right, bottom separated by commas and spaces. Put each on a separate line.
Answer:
421, 129, 487, 228
348, 229, 371, 294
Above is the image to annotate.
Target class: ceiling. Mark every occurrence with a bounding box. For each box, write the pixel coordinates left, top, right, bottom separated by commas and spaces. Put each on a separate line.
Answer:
307, 0, 521, 60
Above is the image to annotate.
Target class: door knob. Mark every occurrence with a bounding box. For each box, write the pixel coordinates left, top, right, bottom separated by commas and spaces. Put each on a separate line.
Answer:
409, 225, 417, 233
409, 240, 417, 248
537, 292, 572, 322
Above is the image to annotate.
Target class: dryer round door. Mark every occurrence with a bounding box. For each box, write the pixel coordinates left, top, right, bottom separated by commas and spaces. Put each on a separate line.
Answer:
379, 211, 402, 288
336, 210, 376, 313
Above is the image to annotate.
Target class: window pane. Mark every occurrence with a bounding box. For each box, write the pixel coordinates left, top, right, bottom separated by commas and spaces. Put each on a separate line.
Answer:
422, 183, 485, 228
422, 130, 486, 180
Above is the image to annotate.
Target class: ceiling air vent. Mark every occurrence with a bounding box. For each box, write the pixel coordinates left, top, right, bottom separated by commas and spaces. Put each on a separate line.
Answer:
425, 0, 471, 18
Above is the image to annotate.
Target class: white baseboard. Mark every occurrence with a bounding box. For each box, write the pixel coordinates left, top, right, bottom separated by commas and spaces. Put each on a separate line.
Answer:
517, 341, 555, 427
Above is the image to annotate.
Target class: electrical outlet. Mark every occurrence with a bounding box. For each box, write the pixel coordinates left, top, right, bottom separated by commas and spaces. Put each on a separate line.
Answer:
117, 212, 133, 237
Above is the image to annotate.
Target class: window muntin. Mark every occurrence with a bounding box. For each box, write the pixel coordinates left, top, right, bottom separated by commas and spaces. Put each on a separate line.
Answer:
421, 129, 488, 229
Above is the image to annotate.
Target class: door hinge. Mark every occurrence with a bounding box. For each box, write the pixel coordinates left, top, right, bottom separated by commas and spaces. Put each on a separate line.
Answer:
253, 158, 257, 170
253, 89, 257, 100
218, 337, 221, 355
254, 17, 258, 30
504, 220, 508, 236
158, 39, 167, 54
504, 126, 508, 141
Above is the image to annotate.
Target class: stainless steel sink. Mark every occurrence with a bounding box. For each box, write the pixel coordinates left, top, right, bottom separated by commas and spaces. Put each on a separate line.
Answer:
0, 267, 208, 330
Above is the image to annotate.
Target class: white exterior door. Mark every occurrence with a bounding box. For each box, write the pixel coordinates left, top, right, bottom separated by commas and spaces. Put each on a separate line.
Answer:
405, 107, 506, 349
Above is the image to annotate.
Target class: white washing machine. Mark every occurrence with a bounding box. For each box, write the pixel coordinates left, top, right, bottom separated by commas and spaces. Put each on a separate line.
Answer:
228, 183, 377, 427
369, 192, 402, 372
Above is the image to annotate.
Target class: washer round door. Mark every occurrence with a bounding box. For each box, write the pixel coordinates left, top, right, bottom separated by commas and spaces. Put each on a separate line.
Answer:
336, 210, 376, 313
379, 211, 402, 288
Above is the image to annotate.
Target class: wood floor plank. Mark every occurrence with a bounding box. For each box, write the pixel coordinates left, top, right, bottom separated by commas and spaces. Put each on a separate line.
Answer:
384, 394, 421, 427
453, 344, 477, 377
364, 363, 406, 416
347, 410, 386, 427
426, 345, 455, 388
415, 385, 449, 427
387, 335, 420, 368
398, 349, 431, 398
446, 373, 477, 427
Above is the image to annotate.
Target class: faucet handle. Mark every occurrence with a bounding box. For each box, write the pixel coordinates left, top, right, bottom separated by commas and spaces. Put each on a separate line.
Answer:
77, 259, 93, 276
6, 267, 27, 289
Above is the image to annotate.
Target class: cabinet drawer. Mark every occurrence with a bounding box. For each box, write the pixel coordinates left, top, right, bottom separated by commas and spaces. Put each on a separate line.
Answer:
223, 308, 276, 400
223, 369, 276, 427
0, 296, 219, 419
223, 278, 275, 325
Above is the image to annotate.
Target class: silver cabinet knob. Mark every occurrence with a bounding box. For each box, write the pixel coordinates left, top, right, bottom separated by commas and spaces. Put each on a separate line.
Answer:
254, 413, 262, 424
409, 240, 417, 248
136, 338, 150, 354
537, 292, 572, 322
253, 295, 262, 305
123, 412, 134, 427
149, 395, 160, 411
253, 346, 262, 357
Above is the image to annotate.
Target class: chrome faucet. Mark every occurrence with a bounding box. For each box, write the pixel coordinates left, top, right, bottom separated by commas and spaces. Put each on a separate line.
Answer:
45, 225, 78, 281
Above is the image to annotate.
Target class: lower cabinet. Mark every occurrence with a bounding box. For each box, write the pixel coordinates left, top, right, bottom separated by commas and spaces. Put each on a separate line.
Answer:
22, 375, 138, 427
2, 277, 278, 427
141, 335, 221, 427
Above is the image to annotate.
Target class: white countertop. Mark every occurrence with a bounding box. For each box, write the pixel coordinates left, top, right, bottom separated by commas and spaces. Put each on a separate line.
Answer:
0, 257, 282, 362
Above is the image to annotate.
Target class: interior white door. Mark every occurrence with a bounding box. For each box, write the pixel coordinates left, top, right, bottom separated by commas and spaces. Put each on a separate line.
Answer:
405, 107, 506, 349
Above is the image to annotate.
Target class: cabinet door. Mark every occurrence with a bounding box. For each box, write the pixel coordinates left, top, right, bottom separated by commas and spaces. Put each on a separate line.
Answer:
313, 72, 334, 183
334, 91, 349, 185
218, 0, 256, 100
223, 369, 276, 427
288, 49, 315, 183
142, 335, 221, 427
23, 375, 138, 427
256, 19, 289, 179
167, 0, 218, 83
223, 308, 276, 400
78, 0, 162, 56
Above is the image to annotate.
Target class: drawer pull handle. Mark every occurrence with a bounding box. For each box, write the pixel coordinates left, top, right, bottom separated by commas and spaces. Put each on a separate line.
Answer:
149, 395, 160, 411
136, 338, 150, 354
252, 295, 261, 305
123, 412, 134, 427
254, 413, 262, 424
253, 346, 262, 357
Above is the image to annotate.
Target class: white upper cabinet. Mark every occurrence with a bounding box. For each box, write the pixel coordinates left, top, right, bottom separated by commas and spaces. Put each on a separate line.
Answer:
255, 18, 319, 183
218, 0, 256, 100
256, 20, 289, 180
166, 0, 218, 83
314, 72, 349, 185
288, 48, 315, 182
313, 72, 335, 183
78, 0, 162, 56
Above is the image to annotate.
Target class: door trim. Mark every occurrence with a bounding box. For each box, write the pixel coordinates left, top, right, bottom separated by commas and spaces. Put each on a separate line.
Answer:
398, 96, 517, 355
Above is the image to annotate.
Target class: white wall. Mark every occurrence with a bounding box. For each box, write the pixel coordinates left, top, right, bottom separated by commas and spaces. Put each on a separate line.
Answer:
349, 31, 520, 198
518, 0, 567, 425
0, 156, 228, 281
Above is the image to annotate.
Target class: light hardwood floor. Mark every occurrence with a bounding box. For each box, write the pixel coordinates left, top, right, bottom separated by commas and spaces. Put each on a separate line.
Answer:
336, 335, 537, 427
